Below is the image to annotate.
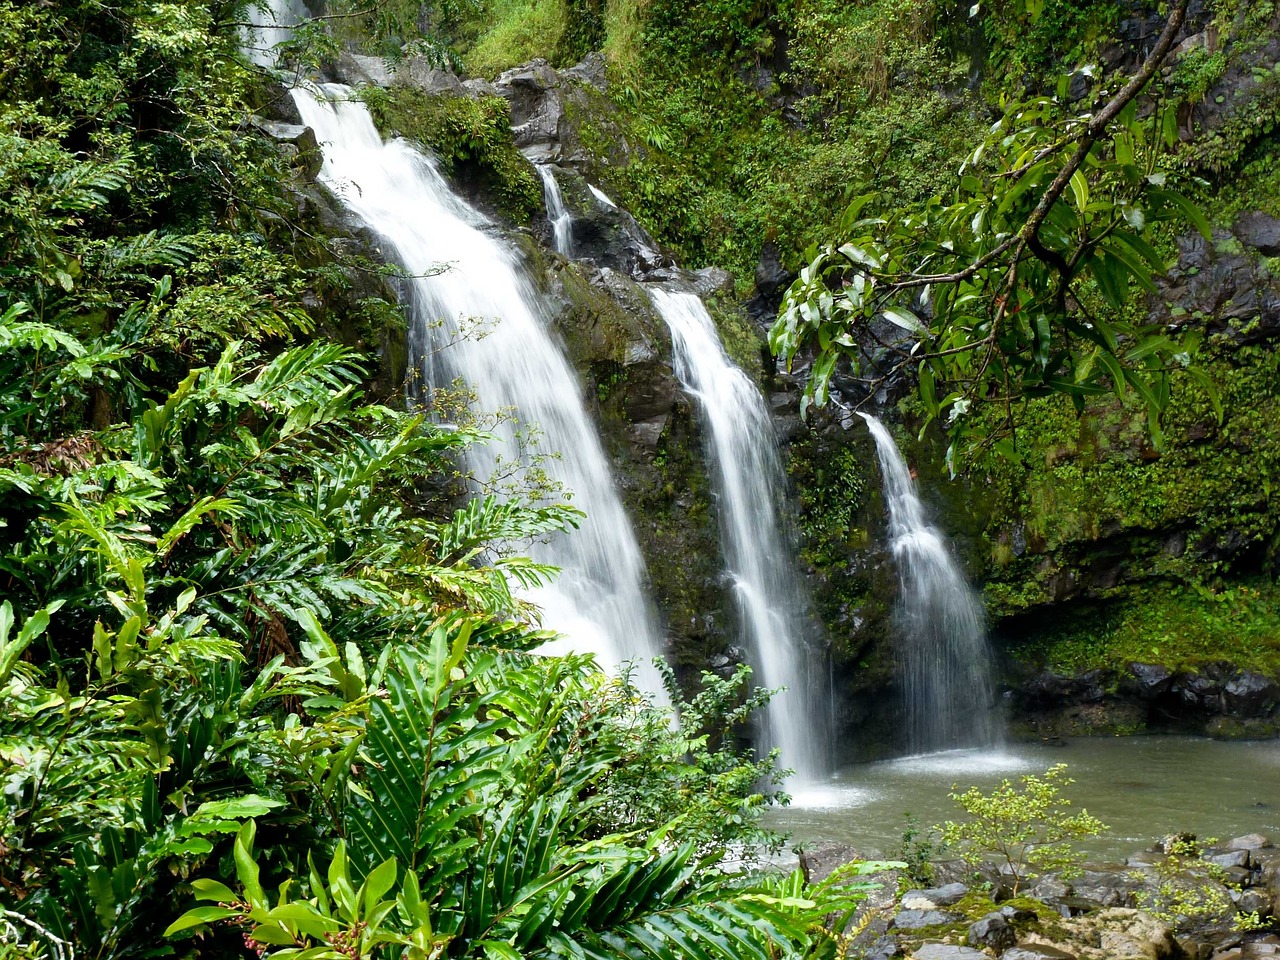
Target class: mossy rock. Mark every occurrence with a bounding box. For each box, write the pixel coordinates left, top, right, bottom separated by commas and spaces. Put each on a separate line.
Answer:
363, 86, 543, 224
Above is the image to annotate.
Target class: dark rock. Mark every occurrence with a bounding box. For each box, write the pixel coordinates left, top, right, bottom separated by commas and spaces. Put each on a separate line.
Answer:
892, 909, 963, 930
866, 935, 902, 960
968, 912, 1017, 951
1125, 662, 1175, 699
999, 905, 1038, 923
1028, 876, 1073, 902
1224, 672, 1280, 718
562, 51, 607, 92
1234, 212, 1280, 257
250, 118, 322, 179
493, 59, 563, 162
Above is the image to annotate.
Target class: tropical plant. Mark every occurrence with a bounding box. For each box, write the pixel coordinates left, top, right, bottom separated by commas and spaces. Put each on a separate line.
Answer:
937, 763, 1107, 895
770, 0, 1214, 465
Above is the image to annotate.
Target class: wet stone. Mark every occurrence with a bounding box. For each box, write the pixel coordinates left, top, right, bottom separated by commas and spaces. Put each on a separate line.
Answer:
968, 912, 1017, 951
1229, 835, 1273, 851
900, 883, 969, 909
1209, 849, 1252, 870
893, 909, 963, 930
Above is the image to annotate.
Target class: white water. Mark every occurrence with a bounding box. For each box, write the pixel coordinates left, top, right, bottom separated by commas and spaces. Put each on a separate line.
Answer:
242, 0, 308, 68
650, 289, 825, 781
536, 166, 574, 257
588, 185, 617, 209
292, 84, 666, 690
859, 413, 1000, 752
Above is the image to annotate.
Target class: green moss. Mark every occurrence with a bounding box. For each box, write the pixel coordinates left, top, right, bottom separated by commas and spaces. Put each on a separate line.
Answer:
362, 87, 543, 223
1008, 580, 1280, 676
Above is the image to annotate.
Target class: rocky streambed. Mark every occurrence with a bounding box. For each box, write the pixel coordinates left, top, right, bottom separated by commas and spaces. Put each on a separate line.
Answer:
805, 831, 1280, 960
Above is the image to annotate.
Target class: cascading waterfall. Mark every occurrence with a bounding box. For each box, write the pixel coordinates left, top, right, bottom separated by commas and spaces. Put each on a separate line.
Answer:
650, 288, 825, 781
292, 84, 666, 690
242, 0, 308, 68
859, 413, 1001, 753
536, 166, 574, 257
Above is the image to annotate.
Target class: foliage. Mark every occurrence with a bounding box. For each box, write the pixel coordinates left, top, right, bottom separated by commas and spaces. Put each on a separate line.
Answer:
772, 7, 1218, 464
362, 87, 544, 223
937, 764, 1107, 894
1129, 835, 1268, 933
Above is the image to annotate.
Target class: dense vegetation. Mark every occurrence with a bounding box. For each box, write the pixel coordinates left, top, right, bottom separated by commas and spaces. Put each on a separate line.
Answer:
0, 1, 894, 956
5, 0, 1280, 951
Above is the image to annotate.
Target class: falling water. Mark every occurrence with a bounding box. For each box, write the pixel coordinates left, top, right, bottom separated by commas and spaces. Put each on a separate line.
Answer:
535, 166, 574, 257
650, 288, 825, 781
292, 84, 666, 690
859, 413, 1000, 753
242, 0, 308, 68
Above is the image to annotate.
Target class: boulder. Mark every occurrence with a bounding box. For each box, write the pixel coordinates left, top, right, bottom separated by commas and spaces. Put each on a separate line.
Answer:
867, 936, 903, 960
1234, 211, 1280, 257
1228, 835, 1273, 851
893, 909, 963, 931
1223, 672, 1280, 718
493, 59, 562, 162
1207, 849, 1252, 870
900, 883, 970, 909
968, 912, 1017, 951
250, 118, 322, 179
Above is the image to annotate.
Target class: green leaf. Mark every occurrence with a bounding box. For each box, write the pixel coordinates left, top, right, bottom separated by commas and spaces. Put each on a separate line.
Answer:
164, 906, 241, 936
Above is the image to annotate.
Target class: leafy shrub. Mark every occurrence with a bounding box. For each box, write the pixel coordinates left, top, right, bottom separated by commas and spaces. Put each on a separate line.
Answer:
937, 764, 1107, 894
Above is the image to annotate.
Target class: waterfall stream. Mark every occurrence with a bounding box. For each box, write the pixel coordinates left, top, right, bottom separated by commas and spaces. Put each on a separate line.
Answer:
859, 413, 1000, 752
292, 84, 666, 690
650, 289, 825, 781
535, 166, 574, 257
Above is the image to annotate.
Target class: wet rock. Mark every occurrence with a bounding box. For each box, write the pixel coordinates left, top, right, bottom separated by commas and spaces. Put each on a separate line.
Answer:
1234, 212, 1280, 257
1228, 835, 1273, 851
1073, 869, 1141, 907
866, 935, 903, 960
1207, 849, 1252, 870
1224, 672, 1280, 718
493, 59, 563, 162
1125, 663, 1175, 699
1028, 876, 1074, 902
911, 946, 988, 960
250, 118, 322, 179
900, 883, 969, 909
893, 909, 963, 930
968, 912, 1017, 951
691, 267, 735, 298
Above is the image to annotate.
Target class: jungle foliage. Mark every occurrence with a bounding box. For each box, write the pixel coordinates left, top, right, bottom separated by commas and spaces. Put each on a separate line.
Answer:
0, 2, 897, 957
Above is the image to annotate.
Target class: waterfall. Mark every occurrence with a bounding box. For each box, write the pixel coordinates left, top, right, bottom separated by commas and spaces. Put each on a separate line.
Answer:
536, 166, 574, 257
242, 0, 307, 68
649, 289, 825, 781
292, 84, 666, 691
859, 413, 1000, 753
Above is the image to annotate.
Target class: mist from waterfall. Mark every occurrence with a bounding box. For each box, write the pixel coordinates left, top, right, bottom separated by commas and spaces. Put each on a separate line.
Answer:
535, 166, 574, 257
859, 413, 1001, 753
650, 288, 826, 781
291, 83, 666, 691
